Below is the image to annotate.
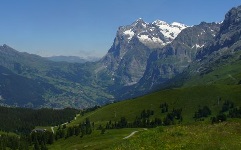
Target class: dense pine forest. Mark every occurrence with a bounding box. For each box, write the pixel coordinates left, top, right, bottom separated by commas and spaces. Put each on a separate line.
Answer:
0, 106, 79, 134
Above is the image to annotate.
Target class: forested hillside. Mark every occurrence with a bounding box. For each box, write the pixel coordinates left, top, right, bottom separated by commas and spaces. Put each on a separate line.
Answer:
0, 107, 78, 134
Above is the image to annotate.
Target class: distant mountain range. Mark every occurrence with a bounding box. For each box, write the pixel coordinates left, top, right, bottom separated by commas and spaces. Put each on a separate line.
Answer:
46, 56, 100, 63
0, 44, 113, 108
0, 5, 241, 108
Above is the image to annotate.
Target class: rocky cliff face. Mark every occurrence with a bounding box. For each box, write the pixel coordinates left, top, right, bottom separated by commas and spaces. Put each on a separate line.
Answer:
98, 19, 188, 86
134, 22, 221, 91
197, 5, 241, 59
189, 5, 241, 80
135, 5, 241, 95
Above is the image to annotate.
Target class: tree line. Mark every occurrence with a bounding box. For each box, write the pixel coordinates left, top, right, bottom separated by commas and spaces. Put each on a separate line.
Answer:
0, 117, 94, 150
211, 100, 240, 123
191, 100, 241, 124
55, 118, 93, 140
2, 99, 241, 149
0, 106, 79, 134
103, 104, 183, 130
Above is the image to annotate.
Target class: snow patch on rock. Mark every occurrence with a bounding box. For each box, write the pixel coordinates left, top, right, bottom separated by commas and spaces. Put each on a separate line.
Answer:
123, 29, 135, 41
138, 34, 163, 44
153, 20, 188, 41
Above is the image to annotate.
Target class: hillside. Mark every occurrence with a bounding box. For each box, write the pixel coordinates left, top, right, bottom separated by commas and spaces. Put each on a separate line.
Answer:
47, 120, 241, 149
46, 83, 241, 149
114, 120, 241, 150
69, 84, 241, 125
0, 44, 113, 108
1, 81, 239, 149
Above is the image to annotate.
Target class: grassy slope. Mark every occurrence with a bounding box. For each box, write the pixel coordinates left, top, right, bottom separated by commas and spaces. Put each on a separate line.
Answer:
48, 119, 241, 150
48, 84, 241, 149
69, 84, 241, 126
48, 128, 143, 150
184, 58, 241, 87
114, 119, 241, 150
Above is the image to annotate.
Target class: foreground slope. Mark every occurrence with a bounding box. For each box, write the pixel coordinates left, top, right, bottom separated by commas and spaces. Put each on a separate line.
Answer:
48, 119, 241, 150
48, 128, 143, 150
114, 120, 241, 150
46, 82, 241, 149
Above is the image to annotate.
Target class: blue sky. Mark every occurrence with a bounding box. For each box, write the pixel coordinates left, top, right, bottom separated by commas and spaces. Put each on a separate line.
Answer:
0, 0, 240, 58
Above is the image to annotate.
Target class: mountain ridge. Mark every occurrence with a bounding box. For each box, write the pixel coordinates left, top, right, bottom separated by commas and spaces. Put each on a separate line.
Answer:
0, 5, 241, 108
97, 18, 188, 87
46, 55, 100, 63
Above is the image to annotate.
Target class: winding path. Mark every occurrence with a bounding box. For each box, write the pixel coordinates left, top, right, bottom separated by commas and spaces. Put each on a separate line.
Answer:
228, 74, 237, 81
123, 131, 139, 139
123, 128, 148, 139
51, 127, 54, 134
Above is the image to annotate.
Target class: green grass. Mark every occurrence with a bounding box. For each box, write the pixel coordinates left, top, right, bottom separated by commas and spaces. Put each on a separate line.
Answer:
184, 54, 241, 87
48, 83, 241, 149
114, 119, 241, 150
48, 119, 241, 150
48, 128, 143, 150
46, 83, 241, 150
69, 84, 241, 126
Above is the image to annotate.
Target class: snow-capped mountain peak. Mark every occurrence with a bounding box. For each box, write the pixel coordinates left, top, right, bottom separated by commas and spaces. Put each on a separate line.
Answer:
152, 20, 168, 25
152, 20, 189, 42
102, 18, 189, 86
131, 18, 148, 29
132, 18, 146, 24
120, 19, 188, 48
